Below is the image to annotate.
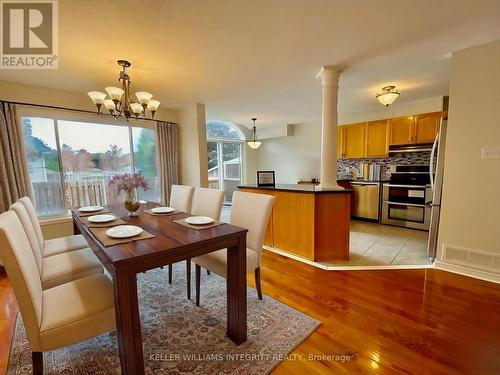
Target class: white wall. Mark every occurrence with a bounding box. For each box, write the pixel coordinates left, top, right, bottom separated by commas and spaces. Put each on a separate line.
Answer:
178, 103, 209, 187
339, 96, 444, 125
436, 41, 500, 281
258, 122, 321, 184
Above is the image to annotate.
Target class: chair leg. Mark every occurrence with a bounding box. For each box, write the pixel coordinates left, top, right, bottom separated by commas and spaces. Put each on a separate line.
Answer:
207, 269, 211, 275
255, 267, 263, 300
186, 259, 191, 300
168, 264, 173, 284
32, 351, 43, 375
195, 264, 201, 307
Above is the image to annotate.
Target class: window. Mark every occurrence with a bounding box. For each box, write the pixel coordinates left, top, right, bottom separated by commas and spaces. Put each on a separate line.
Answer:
22, 116, 160, 216
206, 120, 244, 202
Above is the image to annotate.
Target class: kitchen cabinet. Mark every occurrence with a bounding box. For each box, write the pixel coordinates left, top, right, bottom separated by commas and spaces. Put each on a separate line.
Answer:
390, 112, 444, 145
389, 116, 414, 145
366, 120, 389, 157
414, 112, 442, 143
339, 123, 365, 159
337, 126, 344, 159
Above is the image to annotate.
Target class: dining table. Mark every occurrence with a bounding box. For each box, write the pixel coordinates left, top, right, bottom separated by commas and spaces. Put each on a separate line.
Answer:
71, 202, 248, 375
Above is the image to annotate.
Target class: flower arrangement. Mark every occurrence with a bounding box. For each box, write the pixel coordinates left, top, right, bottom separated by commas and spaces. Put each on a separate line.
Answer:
108, 173, 150, 193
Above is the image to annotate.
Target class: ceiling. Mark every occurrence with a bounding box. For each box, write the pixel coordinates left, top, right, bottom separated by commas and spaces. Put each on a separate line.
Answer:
1, 0, 500, 128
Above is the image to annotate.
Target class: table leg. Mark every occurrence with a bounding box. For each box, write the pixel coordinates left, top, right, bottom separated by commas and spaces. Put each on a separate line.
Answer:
73, 219, 81, 235
226, 235, 247, 345
114, 267, 144, 375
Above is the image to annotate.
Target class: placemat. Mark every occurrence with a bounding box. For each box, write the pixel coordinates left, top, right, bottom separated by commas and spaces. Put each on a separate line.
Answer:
82, 216, 127, 228
88, 226, 155, 247
144, 209, 181, 216
77, 208, 111, 217
173, 219, 225, 230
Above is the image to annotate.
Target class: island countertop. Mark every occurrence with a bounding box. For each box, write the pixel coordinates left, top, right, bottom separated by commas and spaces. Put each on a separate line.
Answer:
237, 184, 353, 194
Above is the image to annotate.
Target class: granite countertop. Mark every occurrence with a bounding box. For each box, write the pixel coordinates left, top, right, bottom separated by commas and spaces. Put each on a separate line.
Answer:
238, 184, 353, 194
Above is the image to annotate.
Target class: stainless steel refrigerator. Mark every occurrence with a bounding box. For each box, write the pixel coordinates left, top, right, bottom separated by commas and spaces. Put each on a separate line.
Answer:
427, 118, 447, 261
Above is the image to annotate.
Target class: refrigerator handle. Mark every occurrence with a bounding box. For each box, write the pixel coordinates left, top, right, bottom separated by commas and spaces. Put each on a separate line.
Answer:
429, 132, 439, 192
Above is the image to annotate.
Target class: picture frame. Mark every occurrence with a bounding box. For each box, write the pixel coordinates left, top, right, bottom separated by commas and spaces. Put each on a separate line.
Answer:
257, 171, 275, 187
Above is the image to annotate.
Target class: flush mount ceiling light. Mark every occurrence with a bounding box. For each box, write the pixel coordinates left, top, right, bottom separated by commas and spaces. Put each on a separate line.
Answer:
376, 85, 400, 106
247, 117, 262, 149
88, 60, 160, 120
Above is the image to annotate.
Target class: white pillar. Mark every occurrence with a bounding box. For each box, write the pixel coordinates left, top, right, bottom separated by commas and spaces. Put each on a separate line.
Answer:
317, 66, 343, 190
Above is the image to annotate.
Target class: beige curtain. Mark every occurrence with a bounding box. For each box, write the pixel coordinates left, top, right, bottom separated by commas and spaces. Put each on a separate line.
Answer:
0, 102, 33, 213
156, 121, 179, 205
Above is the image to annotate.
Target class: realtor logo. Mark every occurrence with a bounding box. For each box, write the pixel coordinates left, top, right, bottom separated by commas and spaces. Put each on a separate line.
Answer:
1, 0, 58, 69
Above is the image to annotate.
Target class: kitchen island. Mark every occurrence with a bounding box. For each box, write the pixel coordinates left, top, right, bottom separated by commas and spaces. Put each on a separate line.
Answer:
238, 184, 352, 261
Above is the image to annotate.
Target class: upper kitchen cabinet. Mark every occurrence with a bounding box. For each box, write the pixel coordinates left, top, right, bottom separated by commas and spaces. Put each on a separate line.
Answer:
414, 112, 443, 143
337, 126, 344, 159
339, 123, 365, 159
390, 116, 414, 145
366, 119, 389, 157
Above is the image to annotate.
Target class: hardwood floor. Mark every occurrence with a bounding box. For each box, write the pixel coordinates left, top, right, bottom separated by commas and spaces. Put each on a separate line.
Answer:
1, 252, 499, 374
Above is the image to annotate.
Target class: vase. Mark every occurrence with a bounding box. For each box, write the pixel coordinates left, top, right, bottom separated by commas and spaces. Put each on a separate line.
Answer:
124, 190, 141, 216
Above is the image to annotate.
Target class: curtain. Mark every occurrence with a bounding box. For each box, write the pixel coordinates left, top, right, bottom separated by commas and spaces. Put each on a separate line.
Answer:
0, 102, 33, 213
156, 121, 179, 205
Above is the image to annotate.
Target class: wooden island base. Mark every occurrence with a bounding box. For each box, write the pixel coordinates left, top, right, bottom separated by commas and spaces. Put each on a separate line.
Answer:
239, 184, 352, 261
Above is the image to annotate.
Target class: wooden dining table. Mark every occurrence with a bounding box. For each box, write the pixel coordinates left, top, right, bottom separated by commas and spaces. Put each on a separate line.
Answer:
71, 202, 248, 375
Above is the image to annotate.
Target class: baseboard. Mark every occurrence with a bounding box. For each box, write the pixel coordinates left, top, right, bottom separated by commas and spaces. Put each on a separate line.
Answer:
435, 261, 500, 285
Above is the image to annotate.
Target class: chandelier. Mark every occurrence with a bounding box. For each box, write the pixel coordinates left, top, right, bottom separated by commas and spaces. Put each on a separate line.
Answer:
376, 85, 400, 106
88, 60, 160, 120
247, 117, 262, 149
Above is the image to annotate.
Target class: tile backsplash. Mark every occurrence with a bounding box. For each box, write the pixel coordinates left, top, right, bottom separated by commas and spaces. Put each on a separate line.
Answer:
337, 151, 431, 180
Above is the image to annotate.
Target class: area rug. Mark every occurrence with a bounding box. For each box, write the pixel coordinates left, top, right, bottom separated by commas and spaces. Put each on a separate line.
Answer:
7, 263, 320, 374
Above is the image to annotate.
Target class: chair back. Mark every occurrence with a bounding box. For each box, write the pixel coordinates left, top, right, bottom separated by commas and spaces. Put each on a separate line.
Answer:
18, 197, 44, 250
0, 211, 42, 349
191, 187, 225, 220
10, 202, 43, 273
169, 185, 195, 213
230, 191, 274, 256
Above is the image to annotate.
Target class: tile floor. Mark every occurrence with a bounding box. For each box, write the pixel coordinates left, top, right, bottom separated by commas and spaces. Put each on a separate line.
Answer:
221, 205, 431, 267
331, 220, 432, 267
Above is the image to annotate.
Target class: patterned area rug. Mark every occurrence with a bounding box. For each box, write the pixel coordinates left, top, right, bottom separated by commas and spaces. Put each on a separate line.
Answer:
7, 264, 320, 374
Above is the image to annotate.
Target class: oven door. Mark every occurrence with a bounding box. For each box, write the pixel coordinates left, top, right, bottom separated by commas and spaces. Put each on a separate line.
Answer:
381, 184, 431, 230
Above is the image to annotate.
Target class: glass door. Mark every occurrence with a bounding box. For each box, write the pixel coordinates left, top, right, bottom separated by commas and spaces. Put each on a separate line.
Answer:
207, 141, 242, 202
221, 142, 242, 202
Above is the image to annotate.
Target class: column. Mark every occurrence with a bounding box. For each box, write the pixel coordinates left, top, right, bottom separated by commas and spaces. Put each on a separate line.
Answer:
317, 66, 343, 190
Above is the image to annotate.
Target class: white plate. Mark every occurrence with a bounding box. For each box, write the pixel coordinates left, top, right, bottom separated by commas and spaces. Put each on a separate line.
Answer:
151, 206, 175, 214
185, 216, 214, 225
106, 225, 143, 238
87, 214, 116, 223
78, 205, 104, 213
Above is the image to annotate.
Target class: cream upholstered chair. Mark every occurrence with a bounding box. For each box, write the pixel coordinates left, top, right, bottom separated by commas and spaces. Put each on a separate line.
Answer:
0, 211, 115, 375
169, 185, 195, 213
193, 190, 274, 306
10, 202, 103, 290
18, 197, 88, 257
191, 187, 225, 220
166, 185, 195, 295
168, 187, 225, 299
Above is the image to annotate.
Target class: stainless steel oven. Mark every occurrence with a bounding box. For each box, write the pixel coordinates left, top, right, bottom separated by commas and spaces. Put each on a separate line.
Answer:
381, 165, 432, 230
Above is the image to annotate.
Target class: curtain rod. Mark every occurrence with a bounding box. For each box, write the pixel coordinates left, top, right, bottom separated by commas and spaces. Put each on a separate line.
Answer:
1, 99, 178, 125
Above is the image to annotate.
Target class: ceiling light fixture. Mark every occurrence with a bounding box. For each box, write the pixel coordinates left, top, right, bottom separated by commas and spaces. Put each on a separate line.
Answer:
247, 117, 262, 149
88, 60, 160, 120
376, 85, 400, 106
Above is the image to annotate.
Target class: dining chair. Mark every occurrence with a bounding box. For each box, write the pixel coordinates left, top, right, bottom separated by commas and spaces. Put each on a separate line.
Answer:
18, 197, 88, 257
169, 185, 195, 213
10, 202, 104, 290
0, 210, 115, 375
168, 187, 225, 300
193, 190, 274, 306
